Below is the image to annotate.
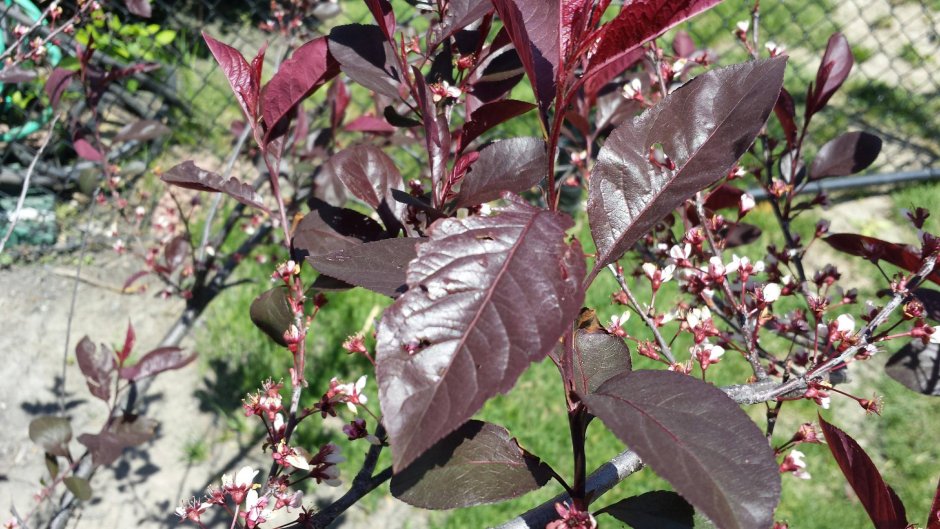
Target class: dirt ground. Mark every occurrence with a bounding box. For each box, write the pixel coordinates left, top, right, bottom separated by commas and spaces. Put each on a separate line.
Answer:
0, 254, 424, 529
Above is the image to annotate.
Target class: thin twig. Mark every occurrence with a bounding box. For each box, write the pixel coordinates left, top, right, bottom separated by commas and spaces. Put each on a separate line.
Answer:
607, 264, 676, 364
0, 114, 62, 255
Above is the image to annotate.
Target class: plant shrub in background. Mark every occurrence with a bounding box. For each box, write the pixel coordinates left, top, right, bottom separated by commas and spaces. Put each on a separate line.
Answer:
12, 0, 940, 528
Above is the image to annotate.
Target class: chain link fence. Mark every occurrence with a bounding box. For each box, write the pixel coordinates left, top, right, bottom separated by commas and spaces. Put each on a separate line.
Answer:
2, 0, 938, 250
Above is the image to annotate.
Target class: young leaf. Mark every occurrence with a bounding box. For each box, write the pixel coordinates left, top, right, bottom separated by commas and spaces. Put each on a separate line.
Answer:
568, 308, 631, 395
390, 420, 553, 509
63, 476, 93, 501
774, 88, 798, 149
453, 137, 547, 208
118, 347, 195, 381
29, 416, 72, 458
490, 0, 558, 113
885, 341, 940, 396
203, 32, 258, 122
807, 33, 853, 118
249, 286, 295, 346
118, 321, 136, 366
459, 99, 536, 152
413, 71, 452, 194
588, 57, 786, 276
161, 161, 267, 212
261, 37, 338, 141
596, 490, 695, 529
306, 238, 422, 298
581, 370, 780, 529
584, 0, 721, 90
818, 414, 908, 529
377, 193, 585, 471
809, 131, 882, 179
328, 24, 403, 99
76, 336, 113, 402
113, 119, 170, 143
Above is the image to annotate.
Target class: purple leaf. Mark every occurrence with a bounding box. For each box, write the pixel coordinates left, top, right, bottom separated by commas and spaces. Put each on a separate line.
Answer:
885, 341, 940, 396
203, 33, 258, 122
0, 66, 38, 83
324, 144, 406, 227
73, 139, 104, 162
807, 33, 853, 117
261, 37, 338, 141
249, 287, 294, 346
927, 476, 940, 529
465, 36, 525, 108
774, 88, 798, 148
459, 99, 536, 152
491, 0, 558, 112
113, 119, 170, 143
377, 194, 585, 471
913, 288, 940, 323
76, 336, 113, 402
118, 321, 135, 366
364, 0, 396, 40
328, 24, 403, 99
77, 415, 156, 466
28, 416, 72, 458
673, 31, 696, 58
345, 115, 396, 133
809, 131, 882, 180
293, 199, 389, 258
414, 71, 452, 194
163, 234, 189, 272
583, 47, 645, 101
596, 490, 694, 529
443, 0, 494, 37
567, 308, 631, 395
587, 57, 786, 277
306, 238, 422, 298
584, 0, 721, 90
161, 161, 267, 212
818, 415, 908, 529
723, 223, 762, 248
125, 0, 152, 17
703, 184, 744, 211
454, 137, 546, 208
824, 233, 940, 285
390, 420, 553, 509
581, 370, 780, 529
119, 347, 194, 381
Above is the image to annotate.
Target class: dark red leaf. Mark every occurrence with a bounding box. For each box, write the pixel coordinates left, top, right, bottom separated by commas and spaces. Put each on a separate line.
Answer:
163, 234, 189, 271
328, 24, 403, 99
588, 57, 786, 276
44, 68, 75, 110
818, 415, 908, 529
76, 336, 113, 402
596, 490, 694, 529
125, 0, 152, 17
78, 415, 156, 466
249, 287, 295, 346
807, 33, 853, 117
704, 184, 744, 211
122, 270, 150, 292
390, 420, 553, 509
673, 31, 696, 58
203, 32, 258, 122
582, 370, 780, 529
73, 139, 104, 162
459, 99, 536, 152
567, 308, 631, 395
364, 0, 396, 40
774, 88, 798, 148
885, 341, 940, 396
261, 37, 338, 142
584, 0, 721, 90
29, 416, 72, 458
809, 131, 882, 179
118, 321, 136, 366
293, 199, 389, 258
824, 233, 940, 285
0, 65, 37, 83
345, 115, 396, 133
490, 0, 559, 112
443, 0, 494, 37
161, 161, 267, 212
414, 71, 452, 193
453, 137, 547, 208
306, 238, 422, 298
383, 105, 421, 127
583, 47, 645, 101
927, 476, 940, 529
324, 145, 406, 227
465, 37, 525, 108
723, 222, 762, 248
377, 193, 585, 471
113, 119, 170, 143
118, 347, 194, 381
